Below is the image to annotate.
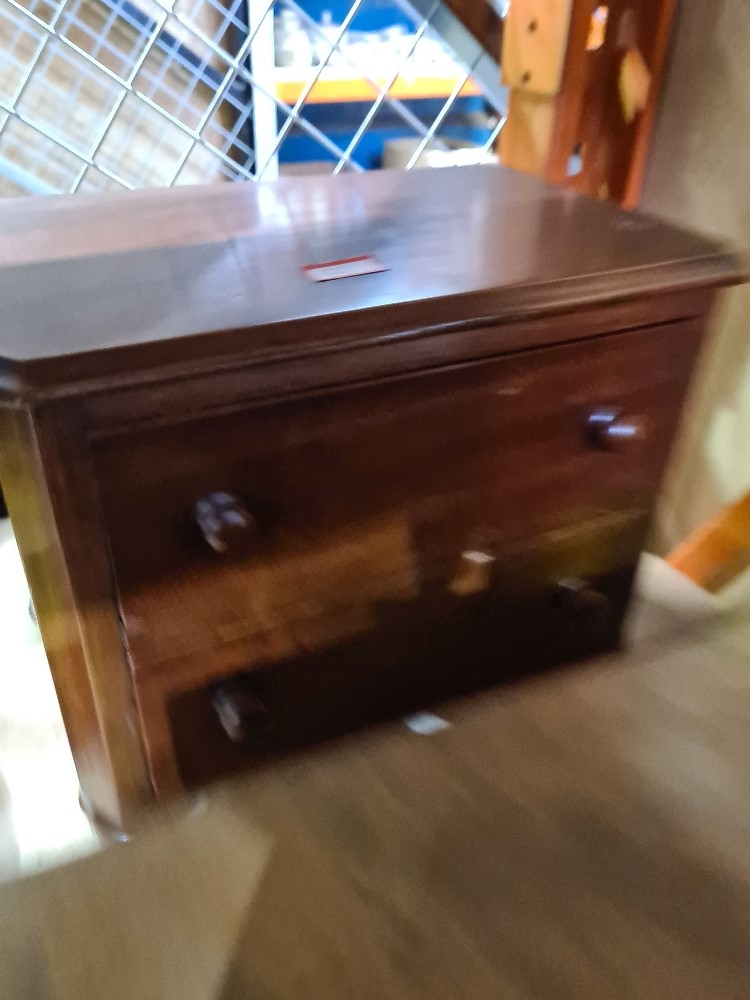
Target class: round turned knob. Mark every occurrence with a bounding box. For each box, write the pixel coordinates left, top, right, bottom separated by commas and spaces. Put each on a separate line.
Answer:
587, 408, 645, 450
212, 680, 271, 744
194, 491, 258, 555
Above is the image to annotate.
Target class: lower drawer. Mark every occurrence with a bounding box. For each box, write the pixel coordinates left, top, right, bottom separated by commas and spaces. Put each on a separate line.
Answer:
152, 507, 647, 789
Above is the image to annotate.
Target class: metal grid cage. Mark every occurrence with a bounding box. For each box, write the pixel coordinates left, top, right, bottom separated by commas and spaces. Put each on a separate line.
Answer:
0, 0, 505, 195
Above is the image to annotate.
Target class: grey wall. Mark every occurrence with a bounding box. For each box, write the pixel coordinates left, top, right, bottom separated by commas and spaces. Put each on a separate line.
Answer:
641, 0, 750, 551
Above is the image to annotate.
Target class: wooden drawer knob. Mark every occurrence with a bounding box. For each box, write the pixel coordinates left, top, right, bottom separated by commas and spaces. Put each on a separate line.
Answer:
212, 679, 271, 744
194, 491, 258, 555
587, 408, 645, 450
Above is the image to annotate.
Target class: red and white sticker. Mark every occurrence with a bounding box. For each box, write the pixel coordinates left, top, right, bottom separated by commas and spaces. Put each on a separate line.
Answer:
301, 254, 386, 282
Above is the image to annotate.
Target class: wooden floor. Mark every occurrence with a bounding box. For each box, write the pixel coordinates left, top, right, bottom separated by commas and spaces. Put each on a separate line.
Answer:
1, 553, 749, 997
212, 569, 750, 1000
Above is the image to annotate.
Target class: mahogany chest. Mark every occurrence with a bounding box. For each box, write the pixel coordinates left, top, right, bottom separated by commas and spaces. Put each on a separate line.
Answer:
0, 166, 742, 825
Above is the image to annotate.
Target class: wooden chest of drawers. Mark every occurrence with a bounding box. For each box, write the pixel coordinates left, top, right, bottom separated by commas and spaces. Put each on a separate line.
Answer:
0, 166, 742, 824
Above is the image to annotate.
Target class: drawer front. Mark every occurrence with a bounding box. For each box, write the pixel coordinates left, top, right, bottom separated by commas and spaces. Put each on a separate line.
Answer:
94, 320, 701, 677
167, 515, 641, 788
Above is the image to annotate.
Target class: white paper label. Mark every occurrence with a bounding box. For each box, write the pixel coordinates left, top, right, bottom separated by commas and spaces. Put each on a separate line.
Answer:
301, 255, 386, 282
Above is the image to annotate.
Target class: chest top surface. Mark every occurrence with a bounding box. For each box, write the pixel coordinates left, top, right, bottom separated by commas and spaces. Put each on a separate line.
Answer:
0, 165, 742, 396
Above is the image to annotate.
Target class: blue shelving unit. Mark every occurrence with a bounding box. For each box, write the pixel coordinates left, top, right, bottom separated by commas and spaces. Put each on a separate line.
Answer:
275, 0, 493, 169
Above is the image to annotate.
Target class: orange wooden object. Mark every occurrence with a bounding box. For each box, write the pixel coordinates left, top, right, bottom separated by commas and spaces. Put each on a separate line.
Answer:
667, 492, 750, 593
548, 0, 678, 204
503, 0, 677, 208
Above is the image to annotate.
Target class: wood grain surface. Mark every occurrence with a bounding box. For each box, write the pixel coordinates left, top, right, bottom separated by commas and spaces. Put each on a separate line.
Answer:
0, 404, 151, 826
95, 321, 701, 673
0, 166, 741, 394
87, 318, 704, 794
0, 166, 742, 821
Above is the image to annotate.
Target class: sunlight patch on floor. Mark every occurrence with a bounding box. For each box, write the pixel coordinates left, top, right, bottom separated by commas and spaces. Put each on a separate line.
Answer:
0, 520, 99, 881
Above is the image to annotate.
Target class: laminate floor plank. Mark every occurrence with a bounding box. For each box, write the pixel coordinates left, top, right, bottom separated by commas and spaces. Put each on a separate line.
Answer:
1, 553, 750, 998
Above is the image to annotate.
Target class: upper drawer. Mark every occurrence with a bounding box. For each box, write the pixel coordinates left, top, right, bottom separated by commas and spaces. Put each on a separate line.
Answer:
93, 320, 702, 673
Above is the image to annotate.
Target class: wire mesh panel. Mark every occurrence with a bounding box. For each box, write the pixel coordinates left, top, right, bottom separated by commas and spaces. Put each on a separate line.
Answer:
0, 0, 504, 196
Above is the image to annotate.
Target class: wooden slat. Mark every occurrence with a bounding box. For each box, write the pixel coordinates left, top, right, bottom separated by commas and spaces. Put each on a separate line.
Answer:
500, 0, 581, 178
546, 0, 604, 187
621, 0, 678, 207
553, 0, 678, 205
502, 0, 574, 95
499, 89, 557, 175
